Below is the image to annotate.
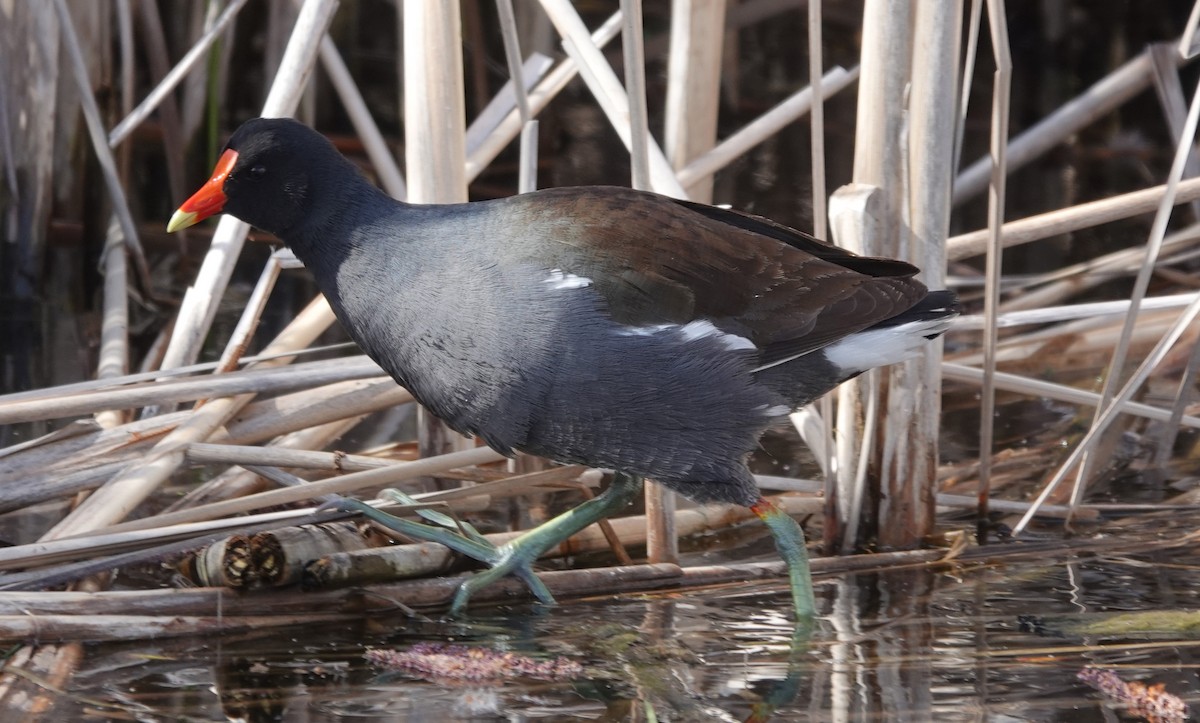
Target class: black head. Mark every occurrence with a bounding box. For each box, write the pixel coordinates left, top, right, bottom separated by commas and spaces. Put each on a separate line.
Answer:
167, 117, 357, 239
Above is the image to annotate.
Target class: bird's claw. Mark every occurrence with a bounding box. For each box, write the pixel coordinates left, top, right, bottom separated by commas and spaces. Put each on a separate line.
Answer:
324, 493, 557, 613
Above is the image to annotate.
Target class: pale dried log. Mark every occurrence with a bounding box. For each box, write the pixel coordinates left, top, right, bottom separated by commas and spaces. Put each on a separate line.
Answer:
185, 535, 252, 588
184, 523, 373, 589
0, 614, 348, 643
253, 522, 372, 587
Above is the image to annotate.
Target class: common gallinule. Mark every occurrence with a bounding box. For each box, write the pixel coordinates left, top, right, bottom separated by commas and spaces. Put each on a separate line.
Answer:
169, 117, 959, 619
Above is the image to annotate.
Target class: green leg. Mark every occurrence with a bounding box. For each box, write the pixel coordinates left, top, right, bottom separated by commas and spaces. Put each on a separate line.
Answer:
751, 498, 817, 618
324, 496, 559, 605
449, 473, 643, 614
322, 473, 643, 614
324, 497, 496, 560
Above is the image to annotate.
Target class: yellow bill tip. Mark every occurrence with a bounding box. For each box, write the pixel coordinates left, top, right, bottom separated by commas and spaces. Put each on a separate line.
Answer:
166, 209, 199, 233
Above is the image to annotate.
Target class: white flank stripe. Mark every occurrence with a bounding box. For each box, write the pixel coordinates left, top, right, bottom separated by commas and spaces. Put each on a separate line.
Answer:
543, 269, 592, 290
617, 323, 673, 337
679, 319, 756, 351
616, 319, 756, 352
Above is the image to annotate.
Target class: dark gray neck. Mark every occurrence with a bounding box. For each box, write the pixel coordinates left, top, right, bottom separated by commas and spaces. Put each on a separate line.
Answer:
283, 176, 403, 267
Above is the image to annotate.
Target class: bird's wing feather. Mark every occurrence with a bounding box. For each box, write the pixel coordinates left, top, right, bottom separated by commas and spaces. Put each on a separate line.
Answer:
501, 186, 928, 361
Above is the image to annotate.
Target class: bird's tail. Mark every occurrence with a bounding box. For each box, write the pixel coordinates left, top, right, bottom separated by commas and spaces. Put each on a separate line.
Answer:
868, 289, 961, 335
821, 290, 960, 375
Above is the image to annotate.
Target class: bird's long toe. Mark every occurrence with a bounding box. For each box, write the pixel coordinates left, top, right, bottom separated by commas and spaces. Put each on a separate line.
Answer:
449, 544, 558, 615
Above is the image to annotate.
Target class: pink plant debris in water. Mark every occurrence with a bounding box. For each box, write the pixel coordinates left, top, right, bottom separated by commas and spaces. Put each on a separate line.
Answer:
1078, 666, 1189, 723
365, 643, 582, 682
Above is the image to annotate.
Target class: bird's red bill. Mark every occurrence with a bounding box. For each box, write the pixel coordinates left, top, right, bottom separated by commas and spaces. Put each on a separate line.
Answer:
166, 148, 239, 232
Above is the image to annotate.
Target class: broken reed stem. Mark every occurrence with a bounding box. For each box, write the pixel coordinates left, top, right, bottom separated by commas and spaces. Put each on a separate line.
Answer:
2, 463, 1130, 578
0, 542, 1004, 621
467, 12, 621, 181
0, 510, 312, 572
942, 362, 1200, 429
218, 378, 411, 445
952, 293, 1200, 330
0, 341, 358, 406
132, 0, 188, 204
43, 297, 341, 540
108, 0, 250, 147
492, 0, 539, 192
954, 0, 983, 173
212, 251, 287, 374
0, 358, 387, 425
955, 307, 1188, 366
157, 0, 340, 375
310, 10, 407, 199
89, 446, 507, 537
676, 65, 859, 189
538, 0, 686, 197
1154, 334, 1200, 464
0, 378, 406, 493
620, 0, 676, 566
946, 177, 1200, 260
1068, 70, 1200, 510
173, 415, 382, 510
978, 0, 1012, 529
52, 0, 149, 289
808, 0, 828, 240
1012, 293, 1200, 534
95, 220, 129, 428
184, 442, 401, 472
0, 614, 351, 643
466, 54, 552, 155
953, 48, 1183, 205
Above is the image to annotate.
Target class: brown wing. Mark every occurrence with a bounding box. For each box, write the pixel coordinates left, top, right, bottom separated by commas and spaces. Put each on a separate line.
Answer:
502, 186, 928, 360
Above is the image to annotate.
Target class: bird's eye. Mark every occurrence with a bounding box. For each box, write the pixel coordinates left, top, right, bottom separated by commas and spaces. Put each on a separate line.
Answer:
249, 165, 267, 178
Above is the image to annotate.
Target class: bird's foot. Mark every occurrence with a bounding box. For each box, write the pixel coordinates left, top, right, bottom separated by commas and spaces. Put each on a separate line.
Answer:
320, 473, 643, 615
444, 472, 643, 612
319, 492, 557, 613
448, 540, 555, 614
